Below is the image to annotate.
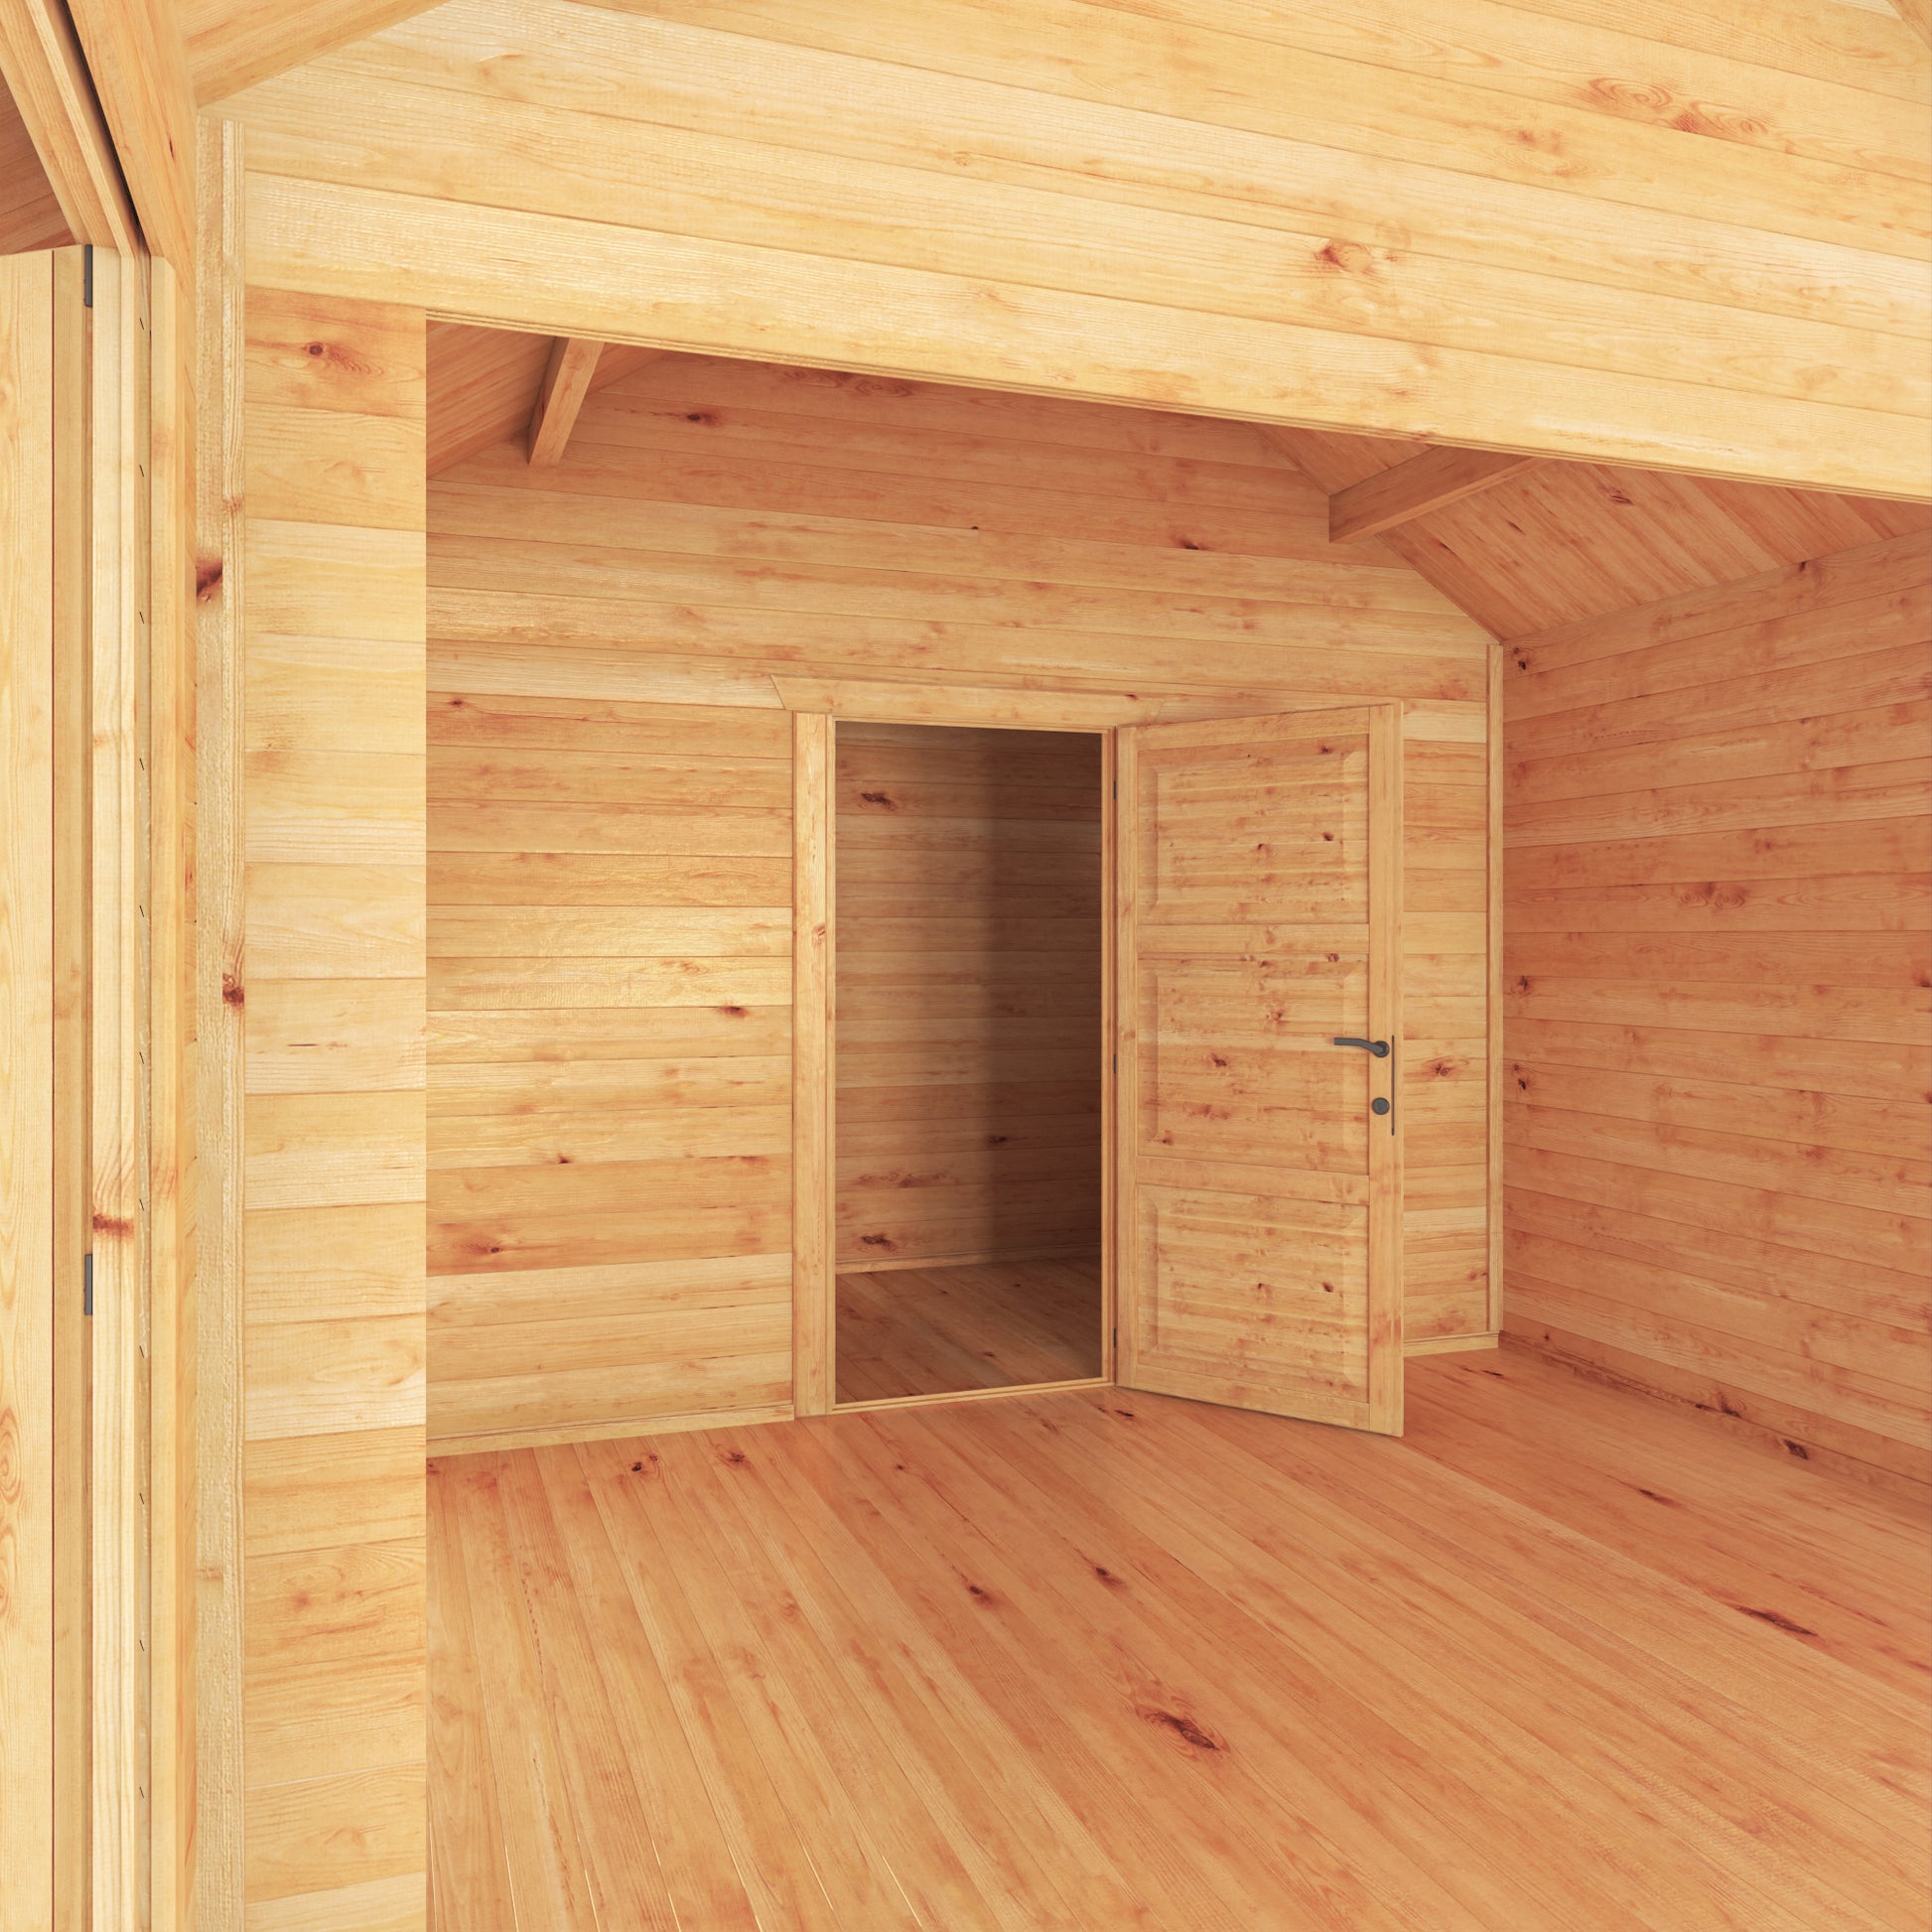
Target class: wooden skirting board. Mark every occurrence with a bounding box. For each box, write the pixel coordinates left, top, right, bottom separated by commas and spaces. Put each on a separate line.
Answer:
430, 1401, 796, 1461
431, 1345, 1503, 1449
1406, 1331, 1500, 1357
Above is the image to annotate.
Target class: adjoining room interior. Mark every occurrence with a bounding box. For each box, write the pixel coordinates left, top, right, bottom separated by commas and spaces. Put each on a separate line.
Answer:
417, 327, 1498, 1467
833, 721, 1105, 1404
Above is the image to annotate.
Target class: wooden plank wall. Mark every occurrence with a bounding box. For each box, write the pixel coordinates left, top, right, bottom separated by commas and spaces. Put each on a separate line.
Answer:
424, 688, 795, 1453
1502, 530, 1932, 1496
240, 285, 428, 1932
220, 0, 1931, 497
427, 346, 1497, 1370
834, 722, 1103, 1272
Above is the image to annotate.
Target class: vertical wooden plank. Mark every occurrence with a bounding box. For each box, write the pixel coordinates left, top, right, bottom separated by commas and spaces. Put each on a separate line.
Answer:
194, 121, 245, 1932
88, 243, 151, 1932
1110, 724, 1140, 1392
1367, 701, 1406, 1435
791, 709, 833, 1416
1099, 727, 1118, 1383
49, 244, 90, 1932
0, 245, 57, 1932
1485, 645, 1504, 1339
147, 246, 196, 1932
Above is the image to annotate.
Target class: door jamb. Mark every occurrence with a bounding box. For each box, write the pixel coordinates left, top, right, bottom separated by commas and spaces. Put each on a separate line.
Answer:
789, 703, 1120, 1418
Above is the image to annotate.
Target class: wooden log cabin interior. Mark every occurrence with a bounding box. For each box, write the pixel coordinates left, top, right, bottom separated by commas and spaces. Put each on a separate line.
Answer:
0, 1, 1926, 1927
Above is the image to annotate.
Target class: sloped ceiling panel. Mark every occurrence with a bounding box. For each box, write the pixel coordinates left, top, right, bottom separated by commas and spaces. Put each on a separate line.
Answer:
427, 321, 670, 474
0, 64, 74, 252
1275, 425, 1932, 639
430, 320, 1932, 641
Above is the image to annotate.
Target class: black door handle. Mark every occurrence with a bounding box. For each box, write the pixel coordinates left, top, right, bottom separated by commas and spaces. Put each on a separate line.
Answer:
1332, 1036, 1390, 1058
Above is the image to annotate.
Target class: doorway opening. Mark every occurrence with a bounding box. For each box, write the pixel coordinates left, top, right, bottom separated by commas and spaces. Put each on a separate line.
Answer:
830, 721, 1107, 1405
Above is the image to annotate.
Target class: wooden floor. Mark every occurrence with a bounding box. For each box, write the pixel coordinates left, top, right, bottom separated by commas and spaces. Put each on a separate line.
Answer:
428, 1348, 1932, 1931
834, 1255, 1103, 1404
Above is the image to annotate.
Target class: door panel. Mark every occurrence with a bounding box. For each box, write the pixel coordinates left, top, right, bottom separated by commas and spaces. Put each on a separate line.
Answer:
1117, 708, 1403, 1433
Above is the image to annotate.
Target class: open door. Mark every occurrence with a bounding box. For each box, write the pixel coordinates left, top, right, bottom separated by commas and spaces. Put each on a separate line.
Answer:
1116, 706, 1403, 1434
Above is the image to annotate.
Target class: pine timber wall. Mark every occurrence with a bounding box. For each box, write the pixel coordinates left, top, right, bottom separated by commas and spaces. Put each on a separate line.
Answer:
1502, 531, 1932, 1497
426, 689, 795, 1453
426, 346, 1499, 1375
834, 722, 1104, 1272
240, 286, 428, 1932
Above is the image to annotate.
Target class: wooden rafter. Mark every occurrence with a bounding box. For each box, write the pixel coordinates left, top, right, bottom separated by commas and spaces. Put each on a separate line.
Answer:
527, 335, 603, 467
1328, 445, 1542, 544
0, 0, 137, 250
182, 0, 446, 107
1884, 0, 1929, 51
67, 0, 197, 266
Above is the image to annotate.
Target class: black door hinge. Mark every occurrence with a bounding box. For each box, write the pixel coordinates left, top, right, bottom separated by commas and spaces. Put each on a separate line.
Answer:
83, 1252, 93, 1316
83, 245, 93, 308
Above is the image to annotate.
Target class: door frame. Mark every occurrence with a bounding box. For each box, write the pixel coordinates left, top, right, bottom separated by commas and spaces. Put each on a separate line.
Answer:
0, 242, 192, 1932
790, 698, 1120, 1418
789, 689, 1407, 1419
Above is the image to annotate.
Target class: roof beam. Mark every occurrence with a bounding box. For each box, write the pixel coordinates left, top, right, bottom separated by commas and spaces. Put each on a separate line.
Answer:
527, 335, 603, 467
183, 0, 446, 107
1885, 0, 1929, 50
0, 0, 137, 250
1329, 445, 1542, 544
67, 0, 197, 266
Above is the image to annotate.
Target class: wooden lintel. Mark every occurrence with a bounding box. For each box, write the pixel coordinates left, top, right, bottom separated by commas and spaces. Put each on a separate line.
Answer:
527, 336, 604, 467
0, 0, 138, 251
1329, 445, 1542, 544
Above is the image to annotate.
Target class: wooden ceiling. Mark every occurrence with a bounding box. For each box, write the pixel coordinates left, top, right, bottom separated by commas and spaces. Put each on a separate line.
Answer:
13, 0, 1931, 592
432, 320, 1932, 645
176, 0, 1932, 116
215, 0, 1930, 497
427, 322, 669, 473
0, 65, 71, 253
1273, 426, 1932, 639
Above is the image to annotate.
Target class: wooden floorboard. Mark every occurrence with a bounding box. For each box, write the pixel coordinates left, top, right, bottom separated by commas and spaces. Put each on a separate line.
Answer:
835, 1255, 1104, 1404
429, 1348, 1932, 1930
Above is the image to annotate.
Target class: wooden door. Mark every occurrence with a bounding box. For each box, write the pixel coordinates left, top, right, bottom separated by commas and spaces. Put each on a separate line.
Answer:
1116, 706, 1403, 1434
